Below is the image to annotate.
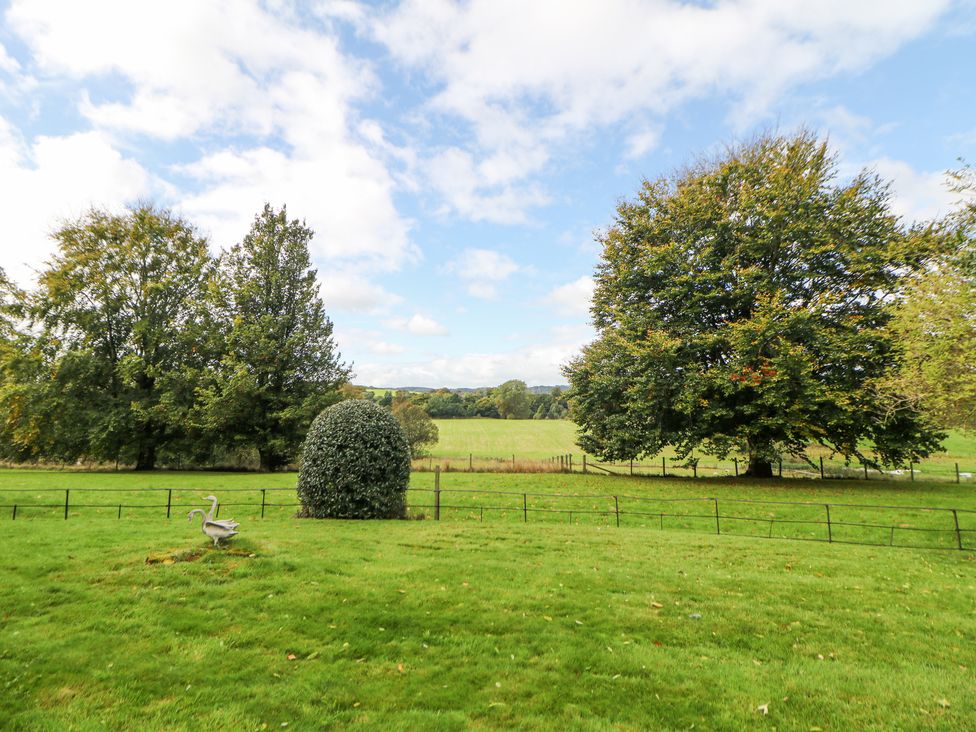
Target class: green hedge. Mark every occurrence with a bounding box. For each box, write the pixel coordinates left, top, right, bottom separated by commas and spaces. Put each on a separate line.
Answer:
297, 400, 411, 519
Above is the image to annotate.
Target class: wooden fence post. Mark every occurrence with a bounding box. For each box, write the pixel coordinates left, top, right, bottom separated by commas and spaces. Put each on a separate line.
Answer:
863, 463, 868, 480
512, 454, 516, 471
956, 463, 960, 484
952, 509, 963, 550
630, 459, 634, 476
778, 459, 782, 478
522, 493, 527, 522
713, 498, 720, 535
910, 463, 915, 481
64, 489, 69, 520
583, 455, 587, 474
260, 489, 266, 518
166, 489, 172, 519
825, 504, 832, 543
469, 453, 473, 472
733, 458, 738, 477
662, 457, 666, 477
614, 496, 620, 528
434, 466, 441, 521
692, 461, 697, 479
569, 454, 572, 472
819, 456, 825, 479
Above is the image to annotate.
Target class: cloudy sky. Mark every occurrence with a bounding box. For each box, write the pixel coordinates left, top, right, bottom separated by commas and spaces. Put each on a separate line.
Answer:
1, 1, 974, 387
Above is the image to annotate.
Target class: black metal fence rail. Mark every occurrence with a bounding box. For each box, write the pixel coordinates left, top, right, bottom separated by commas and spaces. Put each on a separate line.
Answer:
2, 485, 974, 552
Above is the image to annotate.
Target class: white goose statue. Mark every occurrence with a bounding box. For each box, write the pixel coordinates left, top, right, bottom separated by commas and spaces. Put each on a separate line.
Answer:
188, 495, 240, 547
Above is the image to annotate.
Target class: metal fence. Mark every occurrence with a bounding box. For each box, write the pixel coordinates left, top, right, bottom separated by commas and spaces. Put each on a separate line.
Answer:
3, 482, 973, 552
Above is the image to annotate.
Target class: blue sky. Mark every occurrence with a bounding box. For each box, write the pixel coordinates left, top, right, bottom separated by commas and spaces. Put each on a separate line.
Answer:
0, 1, 974, 387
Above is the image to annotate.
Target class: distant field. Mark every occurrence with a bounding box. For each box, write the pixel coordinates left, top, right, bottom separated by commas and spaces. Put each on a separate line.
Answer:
430, 419, 976, 480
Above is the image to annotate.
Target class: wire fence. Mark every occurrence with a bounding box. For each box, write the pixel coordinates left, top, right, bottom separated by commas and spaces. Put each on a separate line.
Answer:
1, 480, 973, 553
412, 452, 976, 484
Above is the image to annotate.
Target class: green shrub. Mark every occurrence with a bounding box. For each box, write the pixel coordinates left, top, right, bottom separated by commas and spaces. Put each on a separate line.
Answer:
297, 399, 411, 519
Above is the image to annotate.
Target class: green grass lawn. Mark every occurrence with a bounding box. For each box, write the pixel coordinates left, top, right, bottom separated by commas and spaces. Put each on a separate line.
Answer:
2, 511, 974, 730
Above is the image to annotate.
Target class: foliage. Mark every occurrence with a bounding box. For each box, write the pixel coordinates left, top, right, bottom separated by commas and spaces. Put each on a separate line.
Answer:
494, 379, 533, 419
12, 206, 212, 470
882, 164, 976, 432
297, 399, 410, 519
566, 132, 945, 476
391, 398, 439, 457
200, 204, 349, 471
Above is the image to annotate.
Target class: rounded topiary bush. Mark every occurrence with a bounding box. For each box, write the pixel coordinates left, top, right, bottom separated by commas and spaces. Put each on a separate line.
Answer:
297, 399, 411, 519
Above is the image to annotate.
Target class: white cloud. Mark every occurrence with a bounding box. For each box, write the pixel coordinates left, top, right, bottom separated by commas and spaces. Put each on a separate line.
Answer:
333, 326, 406, 358
387, 314, 449, 336
8, 0, 414, 270
446, 248, 520, 299
374, 0, 951, 219
0, 118, 156, 285
353, 324, 593, 388
546, 276, 594, 318
868, 158, 955, 224
319, 271, 403, 315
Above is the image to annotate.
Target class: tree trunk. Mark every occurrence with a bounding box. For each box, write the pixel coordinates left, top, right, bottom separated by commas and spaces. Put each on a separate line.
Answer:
135, 441, 156, 471
258, 448, 281, 472
744, 456, 773, 478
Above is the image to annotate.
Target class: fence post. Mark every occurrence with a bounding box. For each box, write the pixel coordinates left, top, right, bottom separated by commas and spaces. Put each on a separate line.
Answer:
118, 504, 122, 519
733, 458, 738, 477
512, 454, 516, 471
469, 453, 473, 472
863, 462, 868, 480
956, 463, 961, 484
64, 490, 69, 520
11, 505, 16, 520
819, 456, 824, 480
559, 455, 564, 472
434, 466, 441, 521
569, 454, 572, 472
260, 489, 266, 519
614, 495, 620, 528
778, 459, 782, 478
910, 462, 915, 481
166, 489, 172, 519
662, 457, 666, 477
693, 462, 697, 479
522, 493, 527, 523
583, 455, 587, 474
952, 509, 963, 551
713, 498, 720, 535
630, 459, 634, 476
825, 504, 832, 543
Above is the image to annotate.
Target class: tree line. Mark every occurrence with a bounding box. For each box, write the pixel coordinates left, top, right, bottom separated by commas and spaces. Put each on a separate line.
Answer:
360, 380, 570, 420
0, 204, 348, 471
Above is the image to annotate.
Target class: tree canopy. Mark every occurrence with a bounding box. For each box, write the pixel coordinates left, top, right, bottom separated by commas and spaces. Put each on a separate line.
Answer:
565, 132, 946, 476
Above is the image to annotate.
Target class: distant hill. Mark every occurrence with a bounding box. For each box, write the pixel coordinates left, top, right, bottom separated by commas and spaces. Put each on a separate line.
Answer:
362, 385, 569, 395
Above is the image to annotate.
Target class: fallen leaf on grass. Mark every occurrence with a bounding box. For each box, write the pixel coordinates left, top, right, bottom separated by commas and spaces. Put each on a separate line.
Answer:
650, 602, 664, 609
938, 698, 951, 709
287, 654, 297, 661
397, 663, 405, 673
757, 703, 769, 715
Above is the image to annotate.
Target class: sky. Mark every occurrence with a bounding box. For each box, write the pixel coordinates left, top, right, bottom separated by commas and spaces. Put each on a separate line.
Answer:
0, 1, 974, 388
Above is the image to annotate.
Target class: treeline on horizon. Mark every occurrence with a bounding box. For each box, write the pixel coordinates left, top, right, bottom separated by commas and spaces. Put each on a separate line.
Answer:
0, 204, 348, 472
353, 382, 570, 420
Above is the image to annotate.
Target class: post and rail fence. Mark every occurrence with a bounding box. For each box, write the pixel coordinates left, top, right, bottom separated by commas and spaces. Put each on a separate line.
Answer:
1, 482, 973, 553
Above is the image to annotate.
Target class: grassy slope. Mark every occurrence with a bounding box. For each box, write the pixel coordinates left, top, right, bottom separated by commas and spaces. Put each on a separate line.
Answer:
1, 517, 974, 730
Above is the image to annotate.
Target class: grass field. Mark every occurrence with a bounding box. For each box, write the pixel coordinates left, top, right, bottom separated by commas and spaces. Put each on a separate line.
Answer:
2, 503, 974, 730
429, 419, 976, 480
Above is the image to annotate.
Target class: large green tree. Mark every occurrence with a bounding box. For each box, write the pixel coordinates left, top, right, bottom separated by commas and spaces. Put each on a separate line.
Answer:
26, 206, 212, 470
566, 132, 944, 477
201, 204, 349, 471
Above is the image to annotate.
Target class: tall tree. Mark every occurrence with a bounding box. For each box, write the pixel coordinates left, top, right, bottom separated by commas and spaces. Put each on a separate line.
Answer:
29, 206, 211, 469
566, 132, 945, 477
494, 379, 532, 419
201, 204, 349, 471
391, 397, 439, 458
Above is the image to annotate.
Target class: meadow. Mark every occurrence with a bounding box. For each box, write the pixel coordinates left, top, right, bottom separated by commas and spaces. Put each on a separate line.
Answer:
428, 419, 976, 481
2, 424, 976, 729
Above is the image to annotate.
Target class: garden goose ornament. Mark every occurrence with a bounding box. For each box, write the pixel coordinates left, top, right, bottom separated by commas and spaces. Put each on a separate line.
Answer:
188, 495, 239, 547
